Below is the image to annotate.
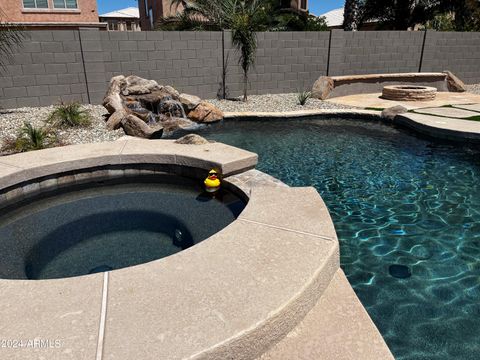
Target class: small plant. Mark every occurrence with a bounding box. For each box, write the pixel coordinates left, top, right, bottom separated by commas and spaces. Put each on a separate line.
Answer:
47, 102, 91, 128
297, 91, 312, 106
1, 122, 58, 154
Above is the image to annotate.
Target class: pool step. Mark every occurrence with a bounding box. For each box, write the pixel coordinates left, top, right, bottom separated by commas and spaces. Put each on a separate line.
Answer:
258, 269, 395, 360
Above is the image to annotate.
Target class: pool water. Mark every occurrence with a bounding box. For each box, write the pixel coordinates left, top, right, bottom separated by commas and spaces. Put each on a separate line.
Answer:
193, 119, 480, 360
0, 177, 245, 280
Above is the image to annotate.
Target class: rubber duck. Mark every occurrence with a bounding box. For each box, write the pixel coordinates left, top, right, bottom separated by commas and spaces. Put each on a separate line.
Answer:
204, 169, 221, 193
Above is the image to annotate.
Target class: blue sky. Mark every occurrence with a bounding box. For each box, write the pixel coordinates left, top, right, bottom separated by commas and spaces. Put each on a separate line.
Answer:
97, 0, 344, 16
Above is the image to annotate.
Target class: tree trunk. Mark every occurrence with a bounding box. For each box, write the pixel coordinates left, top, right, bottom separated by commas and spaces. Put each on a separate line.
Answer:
344, 0, 359, 31
243, 71, 248, 102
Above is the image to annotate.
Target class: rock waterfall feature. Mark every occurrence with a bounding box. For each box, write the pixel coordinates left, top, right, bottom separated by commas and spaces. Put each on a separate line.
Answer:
103, 75, 224, 139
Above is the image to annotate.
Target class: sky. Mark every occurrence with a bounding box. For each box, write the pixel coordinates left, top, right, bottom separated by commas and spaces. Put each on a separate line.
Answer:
97, 0, 344, 16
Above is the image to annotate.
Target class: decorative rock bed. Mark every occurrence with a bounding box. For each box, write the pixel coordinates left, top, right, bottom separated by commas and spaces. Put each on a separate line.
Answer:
103, 75, 224, 139
382, 85, 437, 101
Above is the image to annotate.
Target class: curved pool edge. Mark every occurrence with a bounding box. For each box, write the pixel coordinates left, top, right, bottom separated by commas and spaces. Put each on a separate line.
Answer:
394, 112, 480, 143
0, 141, 393, 360
224, 108, 480, 143
224, 109, 381, 121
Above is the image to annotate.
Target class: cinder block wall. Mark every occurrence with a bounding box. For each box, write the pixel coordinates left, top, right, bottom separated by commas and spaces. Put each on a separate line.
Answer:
0, 30, 89, 109
329, 30, 425, 76
422, 31, 480, 84
0, 29, 479, 109
225, 31, 330, 98
101, 31, 223, 100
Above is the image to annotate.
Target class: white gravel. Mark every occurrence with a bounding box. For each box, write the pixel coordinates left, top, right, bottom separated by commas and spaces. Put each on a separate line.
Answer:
0, 105, 124, 151
207, 93, 354, 113
467, 84, 480, 95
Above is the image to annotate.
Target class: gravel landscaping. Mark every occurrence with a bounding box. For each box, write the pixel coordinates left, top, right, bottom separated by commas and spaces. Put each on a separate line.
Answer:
467, 84, 480, 95
0, 105, 124, 150
206, 93, 355, 113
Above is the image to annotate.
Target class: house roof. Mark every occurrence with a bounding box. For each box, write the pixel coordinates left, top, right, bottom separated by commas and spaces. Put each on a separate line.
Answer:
320, 7, 344, 27
99, 7, 140, 19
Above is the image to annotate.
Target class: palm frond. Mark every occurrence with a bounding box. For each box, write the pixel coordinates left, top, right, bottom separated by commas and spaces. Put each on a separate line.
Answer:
0, 7, 25, 70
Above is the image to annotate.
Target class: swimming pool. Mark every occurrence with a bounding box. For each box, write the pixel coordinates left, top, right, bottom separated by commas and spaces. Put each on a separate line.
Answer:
192, 118, 480, 360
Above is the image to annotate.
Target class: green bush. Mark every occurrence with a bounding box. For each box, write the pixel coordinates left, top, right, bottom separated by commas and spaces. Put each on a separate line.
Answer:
1, 122, 58, 154
48, 102, 91, 128
297, 91, 312, 106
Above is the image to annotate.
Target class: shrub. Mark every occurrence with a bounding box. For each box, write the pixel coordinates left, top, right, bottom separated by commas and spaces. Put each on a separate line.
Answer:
1, 122, 58, 154
47, 102, 91, 128
297, 91, 312, 106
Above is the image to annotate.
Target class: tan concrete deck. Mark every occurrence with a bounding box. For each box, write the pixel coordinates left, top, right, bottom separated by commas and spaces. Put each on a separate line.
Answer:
326, 91, 480, 110
0, 140, 392, 360
394, 112, 480, 142
259, 269, 394, 360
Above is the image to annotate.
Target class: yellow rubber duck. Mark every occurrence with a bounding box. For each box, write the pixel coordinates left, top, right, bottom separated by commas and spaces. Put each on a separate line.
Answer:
204, 169, 221, 193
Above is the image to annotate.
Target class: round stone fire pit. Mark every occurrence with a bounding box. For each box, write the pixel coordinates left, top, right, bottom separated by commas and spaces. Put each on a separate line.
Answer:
382, 85, 437, 101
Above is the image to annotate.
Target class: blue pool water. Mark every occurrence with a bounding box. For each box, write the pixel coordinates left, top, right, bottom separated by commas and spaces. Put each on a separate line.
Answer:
0, 177, 244, 280
193, 119, 480, 360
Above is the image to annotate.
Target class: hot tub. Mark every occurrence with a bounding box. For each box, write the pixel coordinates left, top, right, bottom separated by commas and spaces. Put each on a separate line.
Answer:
0, 175, 245, 280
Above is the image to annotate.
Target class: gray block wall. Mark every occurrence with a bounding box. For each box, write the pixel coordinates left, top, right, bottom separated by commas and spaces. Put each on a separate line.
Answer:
0, 30, 89, 109
225, 31, 330, 98
422, 31, 480, 84
101, 31, 223, 100
0, 29, 479, 109
329, 30, 425, 76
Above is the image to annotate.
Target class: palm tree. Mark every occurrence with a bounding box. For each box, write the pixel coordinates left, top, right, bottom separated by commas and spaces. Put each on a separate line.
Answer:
164, 0, 267, 101
361, 0, 435, 30
0, 7, 24, 71
344, 0, 360, 31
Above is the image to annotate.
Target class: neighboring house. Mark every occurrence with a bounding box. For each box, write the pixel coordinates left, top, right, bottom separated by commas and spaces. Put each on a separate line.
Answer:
99, 7, 141, 31
281, 0, 308, 13
320, 7, 377, 30
1, 0, 105, 30
138, 0, 308, 30
138, 0, 178, 30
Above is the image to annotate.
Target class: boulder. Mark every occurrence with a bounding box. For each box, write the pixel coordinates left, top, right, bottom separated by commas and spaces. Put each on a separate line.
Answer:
122, 75, 161, 96
103, 93, 124, 114
106, 109, 128, 130
164, 85, 180, 98
121, 114, 164, 139
444, 71, 466, 92
179, 93, 201, 111
175, 134, 211, 145
188, 101, 224, 123
381, 105, 408, 121
312, 76, 334, 100
105, 75, 125, 97
160, 117, 200, 135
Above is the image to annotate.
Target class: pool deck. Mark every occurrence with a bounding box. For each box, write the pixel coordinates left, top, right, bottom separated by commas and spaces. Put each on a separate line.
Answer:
325, 91, 480, 110
0, 140, 393, 360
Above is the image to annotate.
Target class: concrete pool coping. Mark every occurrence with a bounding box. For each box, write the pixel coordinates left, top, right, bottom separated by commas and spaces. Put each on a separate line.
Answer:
0, 140, 393, 359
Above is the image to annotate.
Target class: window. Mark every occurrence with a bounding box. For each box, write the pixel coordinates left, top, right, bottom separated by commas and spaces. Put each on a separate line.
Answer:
300, 0, 307, 10
23, 0, 48, 8
53, 0, 78, 9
